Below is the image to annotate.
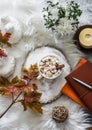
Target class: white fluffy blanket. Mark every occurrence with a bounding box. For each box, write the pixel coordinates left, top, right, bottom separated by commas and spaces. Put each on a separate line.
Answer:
0, 0, 92, 130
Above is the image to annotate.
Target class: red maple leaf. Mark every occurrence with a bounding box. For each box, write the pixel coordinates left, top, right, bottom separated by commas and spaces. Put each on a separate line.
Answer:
0, 48, 7, 58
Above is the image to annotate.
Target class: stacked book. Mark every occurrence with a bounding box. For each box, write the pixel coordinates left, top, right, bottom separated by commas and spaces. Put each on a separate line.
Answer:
61, 58, 92, 113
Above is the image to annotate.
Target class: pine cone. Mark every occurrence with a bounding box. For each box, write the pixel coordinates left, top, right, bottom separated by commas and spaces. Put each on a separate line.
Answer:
52, 106, 68, 123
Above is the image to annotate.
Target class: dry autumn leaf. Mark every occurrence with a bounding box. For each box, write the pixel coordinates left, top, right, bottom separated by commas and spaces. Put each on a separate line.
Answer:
24, 90, 42, 102
11, 76, 26, 88
0, 48, 7, 58
0, 76, 25, 95
0, 66, 43, 117
22, 64, 39, 80
18, 86, 42, 114
0, 31, 11, 47
22, 84, 38, 94
18, 90, 42, 114
28, 102, 43, 114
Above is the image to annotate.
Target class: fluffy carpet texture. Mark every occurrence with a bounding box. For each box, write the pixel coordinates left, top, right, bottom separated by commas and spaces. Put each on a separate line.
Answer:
0, 0, 92, 130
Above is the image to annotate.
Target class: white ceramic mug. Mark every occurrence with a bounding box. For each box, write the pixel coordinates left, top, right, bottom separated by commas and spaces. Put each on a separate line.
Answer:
37, 55, 64, 80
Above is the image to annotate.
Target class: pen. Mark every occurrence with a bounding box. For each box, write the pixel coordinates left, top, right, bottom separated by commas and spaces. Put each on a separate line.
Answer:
72, 77, 92, 90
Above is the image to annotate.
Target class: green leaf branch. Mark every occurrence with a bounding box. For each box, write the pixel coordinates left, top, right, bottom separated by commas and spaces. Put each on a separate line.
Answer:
43, 0, 82, 35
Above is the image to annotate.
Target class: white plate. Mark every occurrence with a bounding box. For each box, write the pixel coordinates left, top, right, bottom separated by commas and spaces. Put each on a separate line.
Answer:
24, 47, 71, 103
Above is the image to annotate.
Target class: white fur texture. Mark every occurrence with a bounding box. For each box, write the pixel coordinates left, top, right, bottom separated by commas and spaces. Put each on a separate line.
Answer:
0, 16, 22, 44
0, 0, 92, 130
0, 56, 15, 77
0, 95, 91, 130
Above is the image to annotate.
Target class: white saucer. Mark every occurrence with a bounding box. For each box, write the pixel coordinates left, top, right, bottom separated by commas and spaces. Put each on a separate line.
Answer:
24, 47, 71, 103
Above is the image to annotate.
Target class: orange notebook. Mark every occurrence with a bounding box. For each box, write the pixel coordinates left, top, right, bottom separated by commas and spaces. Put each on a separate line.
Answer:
61, 58, 87, 108
65, 60, 92, 113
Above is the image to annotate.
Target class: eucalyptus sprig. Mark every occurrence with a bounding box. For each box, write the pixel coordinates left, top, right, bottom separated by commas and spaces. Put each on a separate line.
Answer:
43, 0, 82, 35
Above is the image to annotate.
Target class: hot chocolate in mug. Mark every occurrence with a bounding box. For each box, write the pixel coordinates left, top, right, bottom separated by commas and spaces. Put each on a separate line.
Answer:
37, 55, 65, 80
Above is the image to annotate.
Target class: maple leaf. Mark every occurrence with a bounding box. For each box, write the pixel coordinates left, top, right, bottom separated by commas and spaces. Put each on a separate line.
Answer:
22, 64, 39, 80
19, 100, 43, 114
21, 84, 38, 94
0, 76, 25, 95
0, 75, 43, 117
0, 31, 11, 47
24, 90, 42, 102
28, 102, 43, 114
0, 76, 10, 86
0, 48, 7, 58
18, 89, 43, 114
18, 99, 28, 111
11, 76, 26, 88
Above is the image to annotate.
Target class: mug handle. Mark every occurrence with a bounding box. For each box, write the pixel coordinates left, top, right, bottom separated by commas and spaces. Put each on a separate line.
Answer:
37, 73, 43, 80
